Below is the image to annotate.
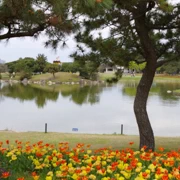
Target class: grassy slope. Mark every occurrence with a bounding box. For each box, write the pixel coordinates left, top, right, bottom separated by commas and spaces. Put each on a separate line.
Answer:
1, 72, 80, 82
2, 72, 180, 82
30, 72, 80, 82
0, 131, 180, 151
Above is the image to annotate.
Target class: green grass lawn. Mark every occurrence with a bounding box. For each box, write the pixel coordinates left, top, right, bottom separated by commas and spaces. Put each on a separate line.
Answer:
174, 89, 180, 93
31, 72, 80, 82
0, 131, 180, 151
2, 71, 180, 82
173, 89, 180, 95
1, 73, 11, 80
98, 73, 116, 81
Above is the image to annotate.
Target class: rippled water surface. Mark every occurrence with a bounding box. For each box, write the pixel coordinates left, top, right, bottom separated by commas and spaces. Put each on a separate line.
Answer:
1, 79, 180, 136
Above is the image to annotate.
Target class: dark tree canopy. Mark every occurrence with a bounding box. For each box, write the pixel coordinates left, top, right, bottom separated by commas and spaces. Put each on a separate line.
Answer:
73, 0, 180, 66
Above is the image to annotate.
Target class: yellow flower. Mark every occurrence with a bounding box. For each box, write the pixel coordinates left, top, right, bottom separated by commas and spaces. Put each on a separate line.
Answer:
148, 164, 156, 172
16, 151, 21, 155
33, 176, 39, 180
168, 173, 173, 179
68, 163, 73, 168
52, 156, 57, 163
93, 160, 101, 166
101, 177, 110, 180
87, 150, 92, 154
114, 174, 120, 178
102, 161, 107, 166
52, 163, 57, 167
11, 154, 17, 161
6, 152, 13, 157
72, 173, 78, 180
118, 177, 125, 180
120, 171, 131, 179
137, 162, 142, 167
155, 174, 162, 179
97, 169, 106, 176
135, 167, 142, 173
45, 176, 52, 180
47, 171, 53, 176
68, 167, 75, 174
118, 162, 124, 170
69, 152, 74, 157
135, 177, 145, 180
79, 170, 87, 176
107, 169, 112, 174
145, 169, 150, 174
89, 174, 96, 180
85, 159, 92, 164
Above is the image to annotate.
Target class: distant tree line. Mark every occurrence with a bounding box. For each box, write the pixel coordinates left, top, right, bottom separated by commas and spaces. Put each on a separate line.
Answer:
60, 61, 100, 80
128, 60, 180, 75
5, 54, 60, 80
157, 61, 180, 75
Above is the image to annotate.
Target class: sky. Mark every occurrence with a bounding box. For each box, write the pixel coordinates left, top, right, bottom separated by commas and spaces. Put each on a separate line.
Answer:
0, 0, 178, 63
0, 35, 77, 63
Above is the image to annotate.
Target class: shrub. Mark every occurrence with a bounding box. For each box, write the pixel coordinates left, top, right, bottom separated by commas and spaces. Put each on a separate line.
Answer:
19, 72, 32, 81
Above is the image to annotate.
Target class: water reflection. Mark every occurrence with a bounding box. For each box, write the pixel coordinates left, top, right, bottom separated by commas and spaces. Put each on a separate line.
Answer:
121, 81, 180, 103
0, 83, 59, 108
1, 81, 180, 108
0, 83, 104, 107
61, 86, 102, 105
1, 81, 180, 136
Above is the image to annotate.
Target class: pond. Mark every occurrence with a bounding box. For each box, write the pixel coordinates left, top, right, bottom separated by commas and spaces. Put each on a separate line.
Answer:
0, 79, 180, 137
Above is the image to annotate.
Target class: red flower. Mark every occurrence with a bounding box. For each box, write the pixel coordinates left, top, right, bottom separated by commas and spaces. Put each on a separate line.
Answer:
17, 178, 25, 180
1, 171, 10, 178
6, 140, 9, 145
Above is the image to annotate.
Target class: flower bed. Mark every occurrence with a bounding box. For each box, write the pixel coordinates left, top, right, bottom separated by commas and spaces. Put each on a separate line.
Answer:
0, 140, 180, 179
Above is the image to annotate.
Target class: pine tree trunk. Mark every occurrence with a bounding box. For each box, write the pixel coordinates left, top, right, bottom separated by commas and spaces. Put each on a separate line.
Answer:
133, 8, 158, 151
134, 63, 156, 151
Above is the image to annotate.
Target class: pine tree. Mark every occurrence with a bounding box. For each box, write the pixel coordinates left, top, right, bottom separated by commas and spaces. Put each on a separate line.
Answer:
72, 0, 180, 150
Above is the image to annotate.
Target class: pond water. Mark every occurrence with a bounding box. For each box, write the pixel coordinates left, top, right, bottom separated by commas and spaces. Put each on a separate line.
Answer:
0, 79, 180, 137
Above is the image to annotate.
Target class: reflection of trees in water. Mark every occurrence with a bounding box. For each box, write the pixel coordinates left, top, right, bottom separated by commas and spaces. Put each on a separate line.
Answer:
0, 93, 4, 103
150, 82, 180, 102
1, 83, 59, 108
0, 83, 5, 103
61, 85, 103, 105
121, 81, 138, 97
122, 81, 180, 102
1, 83, 105, 107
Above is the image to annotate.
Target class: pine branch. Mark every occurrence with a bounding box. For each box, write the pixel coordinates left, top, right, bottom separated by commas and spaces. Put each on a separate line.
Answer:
0, 24, 47, 40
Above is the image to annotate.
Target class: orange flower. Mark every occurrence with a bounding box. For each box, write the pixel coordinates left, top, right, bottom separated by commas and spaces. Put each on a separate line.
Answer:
32, 172, 37, 176
142, 172, 148, 178
6, 140, 9, 145
158, 147, 164, 152
37, 141, 43, 145
17, 178, 25, 180
1, 171, 10, 178
129, 142, 134, 145
161, 174, 169, 180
